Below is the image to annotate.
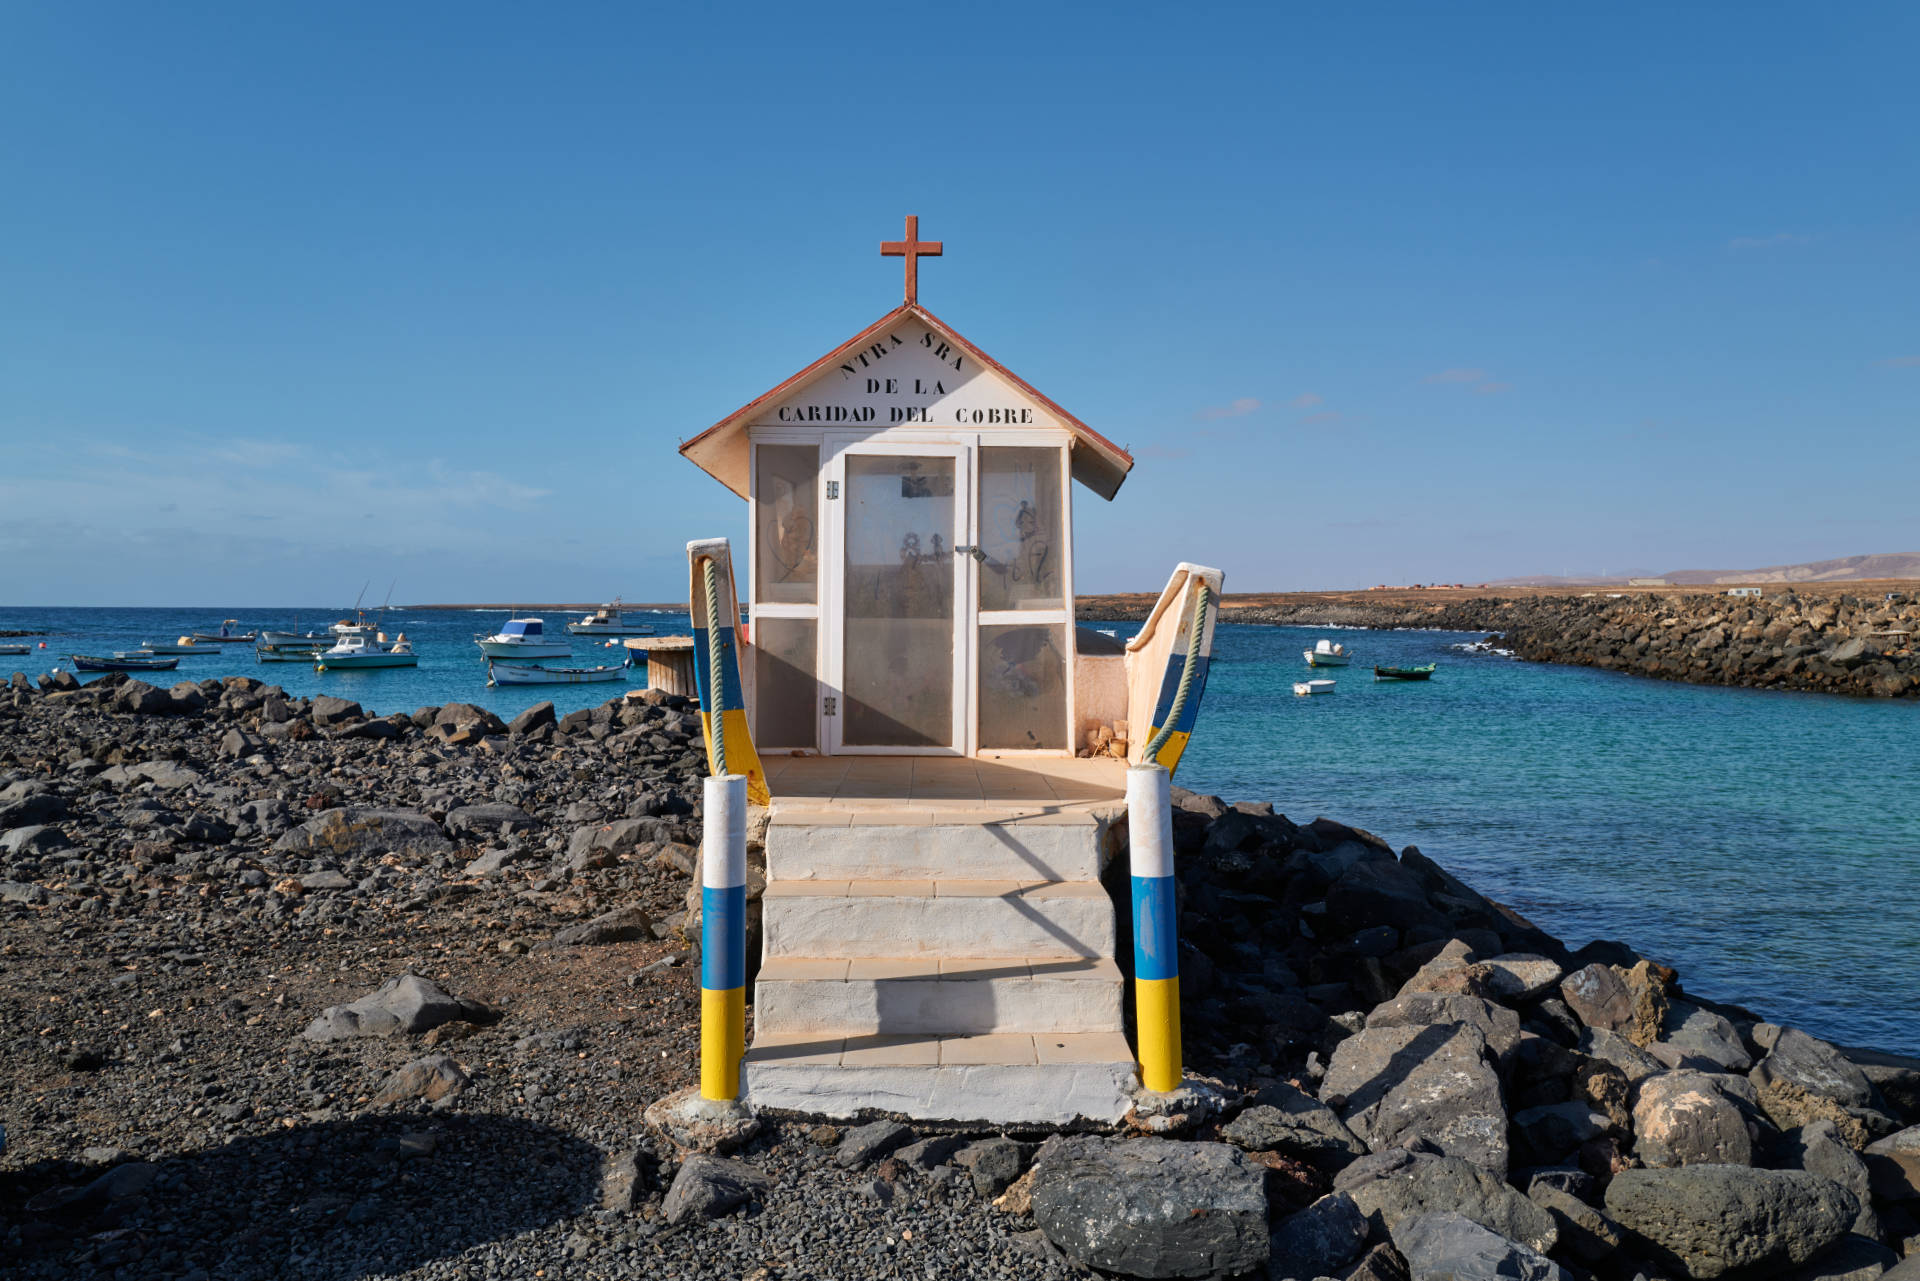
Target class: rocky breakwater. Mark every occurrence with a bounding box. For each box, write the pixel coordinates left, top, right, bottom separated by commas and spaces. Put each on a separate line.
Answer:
7, 673, 1920, 1278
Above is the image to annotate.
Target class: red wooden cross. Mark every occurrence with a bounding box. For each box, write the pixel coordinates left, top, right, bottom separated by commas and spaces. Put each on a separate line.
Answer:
880, 215, 943, 305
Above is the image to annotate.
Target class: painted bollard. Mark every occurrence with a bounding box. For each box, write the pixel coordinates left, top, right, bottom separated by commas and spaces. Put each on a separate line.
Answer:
1127, 762, 1182, 1092
700, 772, 748, 1101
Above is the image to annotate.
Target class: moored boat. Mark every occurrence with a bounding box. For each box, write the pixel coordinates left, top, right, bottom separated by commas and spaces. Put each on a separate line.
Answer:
255, 640, 329, 663
1293, 678, 1336, 695
475, 616, 571, 659
1304, 639, 1352, 667
191, 619, 257, 643
316, 633, 419, 670
0, 644, 27, 656
565, 599, 656, 637
1374, 663, 1437, 681
140, 638, 207, 655
488, 660, 626, 686
70, 654, 180, 672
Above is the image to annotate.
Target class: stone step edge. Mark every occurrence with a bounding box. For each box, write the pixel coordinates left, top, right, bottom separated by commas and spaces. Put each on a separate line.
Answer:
745, 1029, 1136, 1069
761, 878, 1112, 900
757, 956, 1123, 982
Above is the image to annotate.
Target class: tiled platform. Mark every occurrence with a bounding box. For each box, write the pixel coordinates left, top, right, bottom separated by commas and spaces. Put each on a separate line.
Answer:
760, 755, 1126, 812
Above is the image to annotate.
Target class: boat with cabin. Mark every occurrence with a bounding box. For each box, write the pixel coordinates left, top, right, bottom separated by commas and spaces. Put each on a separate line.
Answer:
1374, 663, 1437, 681
1293, 678, 1337, 695
70, 654, 180, 673
316, 633, 418, 670
488, 660, 626, 686
1304, 639, 1352, 667
474, 616, 571, 659
565, 599, 656, 636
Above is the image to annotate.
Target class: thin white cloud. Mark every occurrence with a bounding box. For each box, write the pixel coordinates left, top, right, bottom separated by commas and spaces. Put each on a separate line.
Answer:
1425, 368, 1487, 385
1881, 355, 1920, 368
1195, 396, 1261, 421
1727, 232, 1814, 251
1289, 393, 1323, 409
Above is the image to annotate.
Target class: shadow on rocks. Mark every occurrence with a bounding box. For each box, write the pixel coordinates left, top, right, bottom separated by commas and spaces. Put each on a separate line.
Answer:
1, 1112, 601, 1280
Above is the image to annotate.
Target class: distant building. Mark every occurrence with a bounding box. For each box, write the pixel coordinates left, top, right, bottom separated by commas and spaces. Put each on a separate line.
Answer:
1727, 587, 1763, 598
1628, 577, 1670, 587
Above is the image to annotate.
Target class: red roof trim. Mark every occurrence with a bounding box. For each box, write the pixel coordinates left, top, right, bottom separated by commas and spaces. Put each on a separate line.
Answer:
678, 302, 1133, 481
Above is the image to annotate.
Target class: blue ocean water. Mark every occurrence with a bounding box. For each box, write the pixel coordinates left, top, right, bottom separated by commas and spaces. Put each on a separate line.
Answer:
5, 607, 1917, 1053
0, 606, 691, 724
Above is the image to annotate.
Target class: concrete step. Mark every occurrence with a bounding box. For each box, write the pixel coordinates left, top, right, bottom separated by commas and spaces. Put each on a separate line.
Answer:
760, 879, 1116, 960
744, 1030, 1138, 1125
765, 807, 1111, 882
755, 956, 1124, 1036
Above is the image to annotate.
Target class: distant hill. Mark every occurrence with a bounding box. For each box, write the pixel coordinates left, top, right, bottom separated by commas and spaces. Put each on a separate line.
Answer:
1492, 552, 1920, 588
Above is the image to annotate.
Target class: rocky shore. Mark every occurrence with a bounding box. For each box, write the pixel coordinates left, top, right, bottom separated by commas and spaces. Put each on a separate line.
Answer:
1084, 589, 1920, 699
4, 672, 1920, 1279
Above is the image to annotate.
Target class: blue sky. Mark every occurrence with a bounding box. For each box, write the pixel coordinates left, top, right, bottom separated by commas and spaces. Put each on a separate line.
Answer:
2, 3, 1915, 606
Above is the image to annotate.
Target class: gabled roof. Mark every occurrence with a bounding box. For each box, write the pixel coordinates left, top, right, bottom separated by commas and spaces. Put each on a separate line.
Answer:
679, 302, 1134, 501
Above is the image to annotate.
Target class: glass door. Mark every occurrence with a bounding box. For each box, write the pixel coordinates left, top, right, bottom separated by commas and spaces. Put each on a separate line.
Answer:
827, 444, 969, 754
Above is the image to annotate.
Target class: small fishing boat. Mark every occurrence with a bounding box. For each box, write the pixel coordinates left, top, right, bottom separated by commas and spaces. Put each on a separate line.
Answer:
1304, 639, 1352, 667
139, 638, 205, 655
70, 654, 180, 672
0, 644, 30, 655
475, 616, 571, 659
255, 640, 329, 663
316, 633, 419, 670
565, 599, 656, 637
1374, 664, 1437, 681
260, 629, 331, 645
191, 620, 257, 643
1293, 678, 1336, 696
488, 660, 626, 686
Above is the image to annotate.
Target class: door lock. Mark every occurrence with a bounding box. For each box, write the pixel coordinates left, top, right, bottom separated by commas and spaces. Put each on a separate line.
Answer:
953, 544, 988, 563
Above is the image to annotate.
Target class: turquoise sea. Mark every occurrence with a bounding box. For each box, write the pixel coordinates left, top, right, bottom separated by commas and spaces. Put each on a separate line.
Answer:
4, 607, 1917, 1055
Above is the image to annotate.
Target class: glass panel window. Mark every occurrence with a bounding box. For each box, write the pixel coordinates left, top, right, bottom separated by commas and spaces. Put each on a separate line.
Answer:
843, 454, 955, 748
754, 444, 819, 605
979, 623, 1067, 750
753, 617, 816, 750
978, 446, 1064, 612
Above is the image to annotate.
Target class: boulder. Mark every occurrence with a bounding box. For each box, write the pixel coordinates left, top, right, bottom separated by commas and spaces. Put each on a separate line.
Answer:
1390, 1212, 1573, 1281
954, 1138, 1034, 1197
1560, 963, 1633, 1034
1632, 1071, 1756, 1168
1525, 1182, 1626, 1266
310, 694, 363, 727
445, 802, 535, 841
1365, 993, 1523, 1062
1864, 1125, 1920, 1202
546, 906, 654, 948
273, 807, 453, 858
1268, 1193, 1367, 1280
370, 1054, 470, 1106
116, 681, 172, 714
1325, 858, 1447, 933
1579, 1027, 1664, 1083
1338, 1150, 1556, 1255
166, 681, 207, 713
661, 1154, 770, 1224
835, 1120, 914, 1168
218, 728, 266, 759
302, 974, 496, 1041
1219, 1082, 1369, 1170
509, 700, 558, 736
1030, 1136, 1269, 1279
1652, 1001, 1752, 1072
1511, 1102, 1610, 1164
1603, 1165, 1858, 1280
0, 791, 67, 829
0, 825, 71, 855
434, 702, 509, 736
1477, 953, 1566, 1004
1323, 1022, 1509, 1177
1755, 1028, 1880, 1111
1783, 1121, 1881, 1239
1780, 1234, 1897, 1281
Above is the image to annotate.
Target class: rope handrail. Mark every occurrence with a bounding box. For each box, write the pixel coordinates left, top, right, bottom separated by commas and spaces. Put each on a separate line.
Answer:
701, 555, 727, 776
1141, 580, 1212, 764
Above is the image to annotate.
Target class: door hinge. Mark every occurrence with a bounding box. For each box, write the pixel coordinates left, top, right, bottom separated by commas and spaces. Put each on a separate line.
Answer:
825, 480, 839, 499
823, 695, 837, 715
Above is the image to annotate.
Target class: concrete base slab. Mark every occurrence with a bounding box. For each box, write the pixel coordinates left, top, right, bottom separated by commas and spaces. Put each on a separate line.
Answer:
766, 812, 1110, 882
745, 1034, 1138, 1125
642, 1086, 762, 1153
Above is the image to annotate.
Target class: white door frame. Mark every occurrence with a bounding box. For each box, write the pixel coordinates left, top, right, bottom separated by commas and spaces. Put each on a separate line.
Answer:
823, 435, 974, 755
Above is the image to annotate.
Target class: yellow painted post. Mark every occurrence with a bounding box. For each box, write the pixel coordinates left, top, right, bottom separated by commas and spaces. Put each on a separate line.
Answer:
699, 772, 748, 1100
1128, 762, 1182, 1092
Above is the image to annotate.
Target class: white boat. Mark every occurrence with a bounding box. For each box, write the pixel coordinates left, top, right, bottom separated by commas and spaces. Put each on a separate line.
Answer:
565, 599, 656, 637
140, 637, 206, 655
1304, 639, 1353, 667
475, 617, 571, 659
488, 660, 626, 686
1293, 679, 1337, 696
0, 644, 29, 656
330, 617, 378, 640
316, 633, 419, 670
